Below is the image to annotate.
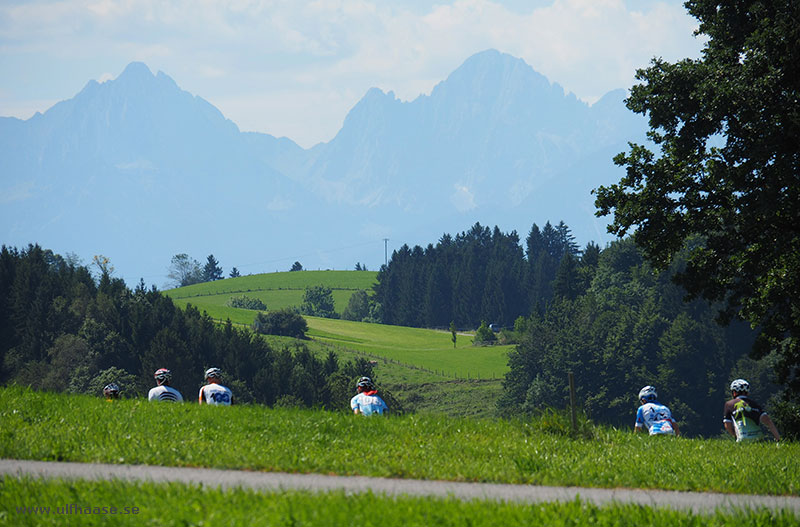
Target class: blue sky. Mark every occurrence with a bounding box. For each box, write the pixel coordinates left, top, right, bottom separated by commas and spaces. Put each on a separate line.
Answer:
0, 0, 704, 148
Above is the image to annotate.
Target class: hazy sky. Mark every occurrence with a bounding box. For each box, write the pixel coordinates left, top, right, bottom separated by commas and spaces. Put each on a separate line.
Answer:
0, 0, 704, 148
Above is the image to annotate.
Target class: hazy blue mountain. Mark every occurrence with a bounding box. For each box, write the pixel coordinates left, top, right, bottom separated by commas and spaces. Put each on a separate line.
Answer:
1, 50, 646, 285
300, 50, 646, 242
1, 62, 316, 284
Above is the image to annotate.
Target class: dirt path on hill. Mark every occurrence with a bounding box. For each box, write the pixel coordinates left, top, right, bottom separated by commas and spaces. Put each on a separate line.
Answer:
2, 458, 798, 514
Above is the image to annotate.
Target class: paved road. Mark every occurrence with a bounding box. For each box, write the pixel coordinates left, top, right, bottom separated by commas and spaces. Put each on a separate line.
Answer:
2, 458, 799, 514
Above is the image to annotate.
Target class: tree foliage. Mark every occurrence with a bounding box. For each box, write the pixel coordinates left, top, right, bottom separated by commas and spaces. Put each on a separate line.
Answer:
167, 254, 202, 288
202, 254, 223, 282
252, 308, 308, 339
473, 321, 497, 346
499, 239, 758, 436
341, 290, 370, 322
373, 222, 583, 329
300, 286, 338, 319
594, 0, 800, 408
0, 244, 374, 410
227, 295, 267, 311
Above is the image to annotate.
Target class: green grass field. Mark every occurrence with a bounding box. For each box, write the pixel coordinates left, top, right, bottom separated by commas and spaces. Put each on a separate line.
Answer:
166, 270, 377, 318
2, 478, 796, 527
307, 317, 511, 379
267, 334, 503, 418
2, 387, 797, 496
166, 270, 512, 380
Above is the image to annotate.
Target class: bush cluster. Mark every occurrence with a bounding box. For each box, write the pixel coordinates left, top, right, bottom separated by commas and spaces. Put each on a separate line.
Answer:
227, 295, 267, 310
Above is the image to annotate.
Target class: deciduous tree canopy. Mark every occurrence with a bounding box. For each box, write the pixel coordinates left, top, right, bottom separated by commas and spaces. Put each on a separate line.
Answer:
594, 0, 800, 402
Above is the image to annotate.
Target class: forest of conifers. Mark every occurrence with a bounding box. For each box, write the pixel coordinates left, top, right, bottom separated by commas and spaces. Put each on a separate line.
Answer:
0, 244, 374, 409
374, 222, 788, 437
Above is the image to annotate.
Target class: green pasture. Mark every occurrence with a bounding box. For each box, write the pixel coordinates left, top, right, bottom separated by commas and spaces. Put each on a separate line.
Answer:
307, 317, 511, 379
169, 290, 355, 322
2, 387, 798, 496
2, 478, 796, 527
166, 270, 375, 324
166, 270, 376, 316
265, 334, 504, 418
165, 270, 512, 380
169, 270, 378, 297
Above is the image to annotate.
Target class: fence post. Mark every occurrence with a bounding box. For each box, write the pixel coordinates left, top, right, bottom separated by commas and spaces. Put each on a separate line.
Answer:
568, 371, 577, 435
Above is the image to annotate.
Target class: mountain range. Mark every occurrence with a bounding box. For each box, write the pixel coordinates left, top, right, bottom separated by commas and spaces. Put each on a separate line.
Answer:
0, 50, 647, 285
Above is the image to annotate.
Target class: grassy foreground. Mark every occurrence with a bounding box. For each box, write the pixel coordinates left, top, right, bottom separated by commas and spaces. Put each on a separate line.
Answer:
1, 387, 798, 496
2, 478, 796, 526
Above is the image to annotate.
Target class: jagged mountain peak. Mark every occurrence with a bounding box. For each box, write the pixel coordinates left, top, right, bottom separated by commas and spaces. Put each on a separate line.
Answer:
119, 61, 153, 79
431, 49, 564, 102
1, 50, 647, 282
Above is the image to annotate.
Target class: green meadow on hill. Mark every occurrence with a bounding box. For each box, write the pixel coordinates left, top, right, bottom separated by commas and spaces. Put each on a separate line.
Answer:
166, 271, 513, 381
166, 270, 377, 320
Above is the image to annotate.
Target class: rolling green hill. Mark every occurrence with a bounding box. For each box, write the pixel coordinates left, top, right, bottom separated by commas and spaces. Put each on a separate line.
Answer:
166, 271, 512, 380
168, 270, 376, 304
166, 270, 512, 417
166, 270, 376, 322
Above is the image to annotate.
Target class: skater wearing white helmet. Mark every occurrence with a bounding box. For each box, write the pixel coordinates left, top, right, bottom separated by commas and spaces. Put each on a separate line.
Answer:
634, 385, 679, 436
148, 368, 183, 402
723, 379, 780, 442
198, 367, 234, 405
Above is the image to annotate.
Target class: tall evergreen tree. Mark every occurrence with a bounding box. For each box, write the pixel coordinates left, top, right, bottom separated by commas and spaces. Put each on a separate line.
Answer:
203, 254, 223, 282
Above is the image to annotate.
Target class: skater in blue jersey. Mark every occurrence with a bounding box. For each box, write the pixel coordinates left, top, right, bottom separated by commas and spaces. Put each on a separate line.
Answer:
350, 377, 388, 416
634, 385, 679, 436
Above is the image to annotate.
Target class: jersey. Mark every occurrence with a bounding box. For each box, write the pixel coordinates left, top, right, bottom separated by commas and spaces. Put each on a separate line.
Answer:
148, 385, 183, 402
723, 396, 766, 442
199, 383, 233, 405
350, 391, 388, 416
635, 401, 676, 435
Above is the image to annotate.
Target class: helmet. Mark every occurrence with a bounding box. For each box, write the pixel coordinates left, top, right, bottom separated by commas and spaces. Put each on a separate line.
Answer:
638, 385, 658, 402
103, 383, 120, 397
204, 367, 222, 380
356, 376, 374, 391
154, 368, 172, 384
730, 378, 750, 394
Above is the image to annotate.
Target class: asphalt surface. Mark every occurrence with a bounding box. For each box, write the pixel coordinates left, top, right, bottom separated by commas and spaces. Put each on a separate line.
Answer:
2, 458, 799, 514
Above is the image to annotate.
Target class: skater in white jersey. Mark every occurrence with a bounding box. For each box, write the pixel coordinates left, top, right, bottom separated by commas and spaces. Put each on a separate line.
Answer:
148, 368, 183, 402
198, 367, 234, 405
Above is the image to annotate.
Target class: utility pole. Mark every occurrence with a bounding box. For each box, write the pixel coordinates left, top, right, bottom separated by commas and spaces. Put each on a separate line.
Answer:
383, 238, 389, 267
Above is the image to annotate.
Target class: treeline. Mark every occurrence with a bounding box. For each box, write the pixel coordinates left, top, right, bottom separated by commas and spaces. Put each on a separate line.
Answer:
498, 238, 782, 437
374, 221, 587, 328
0, 244, 379, 411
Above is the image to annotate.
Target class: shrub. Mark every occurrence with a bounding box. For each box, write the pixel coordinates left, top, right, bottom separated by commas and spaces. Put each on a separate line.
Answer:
342, 290, 370, 321
473, 321, 497, 346
227, 295, 267, 310
252, 309, 308, 338
300, 286, 338, 319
